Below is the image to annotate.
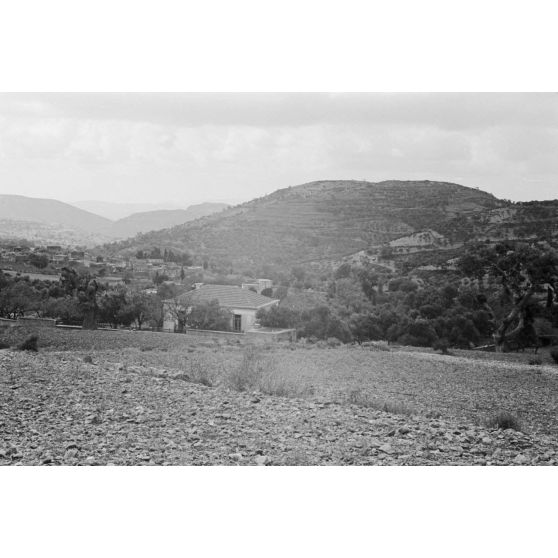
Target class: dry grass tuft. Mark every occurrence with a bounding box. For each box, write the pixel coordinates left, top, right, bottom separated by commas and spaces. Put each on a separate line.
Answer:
347, 388, 416, 416
17, 334, 39, 352
225, 346, 313, 398
486, 411, 522, 431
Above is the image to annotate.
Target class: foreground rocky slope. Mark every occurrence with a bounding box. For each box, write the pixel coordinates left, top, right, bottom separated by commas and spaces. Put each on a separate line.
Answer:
1, 349, 556, 466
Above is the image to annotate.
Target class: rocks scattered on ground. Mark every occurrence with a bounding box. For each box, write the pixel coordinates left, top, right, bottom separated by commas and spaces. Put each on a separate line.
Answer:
1, 350, 557, 466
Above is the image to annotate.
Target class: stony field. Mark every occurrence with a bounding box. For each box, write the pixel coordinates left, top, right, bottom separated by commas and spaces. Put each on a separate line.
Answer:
1, 326, 557, 466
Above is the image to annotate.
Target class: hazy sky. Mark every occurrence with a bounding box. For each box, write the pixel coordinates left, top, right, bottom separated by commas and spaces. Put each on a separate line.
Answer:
0, 92, 557, 205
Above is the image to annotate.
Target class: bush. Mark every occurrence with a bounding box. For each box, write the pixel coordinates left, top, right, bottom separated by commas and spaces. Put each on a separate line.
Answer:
17, 334, 39, 352
226, 346, 267, 392
187, 358, 213, 387
487, 411, 522, 431
432, 338, 450, 355
0, 340, 10, 350
326, 337, 342, 348
550, 348, 558, 365
528, 356, 542, 366
347, 388, 415, 416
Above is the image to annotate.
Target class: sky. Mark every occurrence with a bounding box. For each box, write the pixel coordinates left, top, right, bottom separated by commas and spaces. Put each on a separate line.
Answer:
0, 92, 557, 206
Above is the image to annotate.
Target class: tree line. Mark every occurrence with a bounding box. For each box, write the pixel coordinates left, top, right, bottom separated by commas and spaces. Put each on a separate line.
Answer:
257, 242, 558, 350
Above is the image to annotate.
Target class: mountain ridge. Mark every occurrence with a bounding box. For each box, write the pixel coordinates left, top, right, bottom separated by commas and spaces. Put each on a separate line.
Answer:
0, 195, 228, 244
110, 203, 229, 238
0, 194, 113, 236
102, 179, 523, 269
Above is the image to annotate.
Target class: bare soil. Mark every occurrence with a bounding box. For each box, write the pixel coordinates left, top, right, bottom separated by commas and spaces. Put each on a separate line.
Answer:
1, 327, 557, 466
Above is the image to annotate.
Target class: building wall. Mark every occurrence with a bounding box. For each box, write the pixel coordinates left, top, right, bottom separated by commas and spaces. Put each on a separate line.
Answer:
229, 307, 257, 332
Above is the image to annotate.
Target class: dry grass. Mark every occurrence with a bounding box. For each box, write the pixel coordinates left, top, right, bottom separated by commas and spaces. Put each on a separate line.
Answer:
347, 387, 417, 416
486, 411, 523, 432
225, 346, 314, 398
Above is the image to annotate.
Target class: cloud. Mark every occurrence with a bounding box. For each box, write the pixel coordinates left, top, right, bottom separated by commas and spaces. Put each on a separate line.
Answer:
0, 93, 557, 203
1, 93, 557, 129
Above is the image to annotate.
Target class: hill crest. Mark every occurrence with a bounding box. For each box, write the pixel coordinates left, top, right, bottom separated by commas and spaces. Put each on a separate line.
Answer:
102, 179, 510, 269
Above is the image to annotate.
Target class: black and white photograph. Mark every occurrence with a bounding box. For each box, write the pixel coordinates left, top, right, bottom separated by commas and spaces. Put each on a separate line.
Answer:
2, 91, 558, 469
1, 1, 557, 557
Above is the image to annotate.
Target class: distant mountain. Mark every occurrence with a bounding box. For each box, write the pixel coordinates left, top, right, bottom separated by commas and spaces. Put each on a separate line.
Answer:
103, 180, 522, 269
72, 200, 191, 220
0, 219, 114, 246
0, 195, 229, 245
110, 203, 229, 237
0, 195, 113, 238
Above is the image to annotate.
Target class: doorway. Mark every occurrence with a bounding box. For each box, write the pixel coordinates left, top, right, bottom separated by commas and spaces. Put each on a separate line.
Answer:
233, 314, 242, 332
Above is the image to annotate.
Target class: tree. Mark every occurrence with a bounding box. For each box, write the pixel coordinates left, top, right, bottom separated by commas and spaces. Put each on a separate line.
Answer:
379, 246, 394, 260
43, 297, 84, 325
98, 286, 128, 328
60, 267, 100, 329
0, 280, 39, 318
30, 253, 49, 269
153, 272, 169, 285
185, 299, 232, 331
128, 291, 162, 329
291, 266, 306, 283
256, 305, 299, 328
458, 243, 558, 351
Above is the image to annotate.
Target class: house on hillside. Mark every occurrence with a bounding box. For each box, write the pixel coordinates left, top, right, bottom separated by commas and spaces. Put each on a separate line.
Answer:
241, 278, 273, 294
163, 283, 279, 333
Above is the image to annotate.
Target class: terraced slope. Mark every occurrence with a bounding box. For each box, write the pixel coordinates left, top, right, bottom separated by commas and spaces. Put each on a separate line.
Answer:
103, 180, 505, 267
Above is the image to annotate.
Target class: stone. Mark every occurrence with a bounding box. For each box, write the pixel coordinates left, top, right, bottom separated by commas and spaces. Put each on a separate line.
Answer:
379, 444, 394, 454
254, 455, 269, 466
514, 454, 529, 465
65, 448, 79, 459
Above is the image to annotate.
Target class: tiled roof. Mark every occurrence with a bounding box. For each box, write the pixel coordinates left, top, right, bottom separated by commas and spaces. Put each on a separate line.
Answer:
176, 284, 278, 309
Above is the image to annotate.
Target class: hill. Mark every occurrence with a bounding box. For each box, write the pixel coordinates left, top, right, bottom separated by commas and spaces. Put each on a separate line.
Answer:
72, 200, 198, 220
0, 219, 115, 246
102, 180, 511, 269
0, 194, 113, 237
110, 203, 229, 237
0, 196, 229, 245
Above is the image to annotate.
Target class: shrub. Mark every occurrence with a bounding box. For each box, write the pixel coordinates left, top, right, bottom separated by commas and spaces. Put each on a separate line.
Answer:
550, 348, 558, 365
347, 388, 415, 416
17, 334, 39, 352
188, 358, 213, 387
83, 355, 94, 364
432, 338, 450, 355
487, 411, 522, 431
326, 337, 342, 348
226, 346, 267, 392
528, 356, 542, 366
225, 347, 310, 398
0, 340, 10, 350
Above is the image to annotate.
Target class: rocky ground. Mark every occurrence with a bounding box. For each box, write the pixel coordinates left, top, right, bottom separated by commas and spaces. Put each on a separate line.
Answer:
1, 348, 557, 466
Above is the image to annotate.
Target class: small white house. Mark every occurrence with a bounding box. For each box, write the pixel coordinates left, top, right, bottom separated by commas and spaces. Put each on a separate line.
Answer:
163, 284, 279, 333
